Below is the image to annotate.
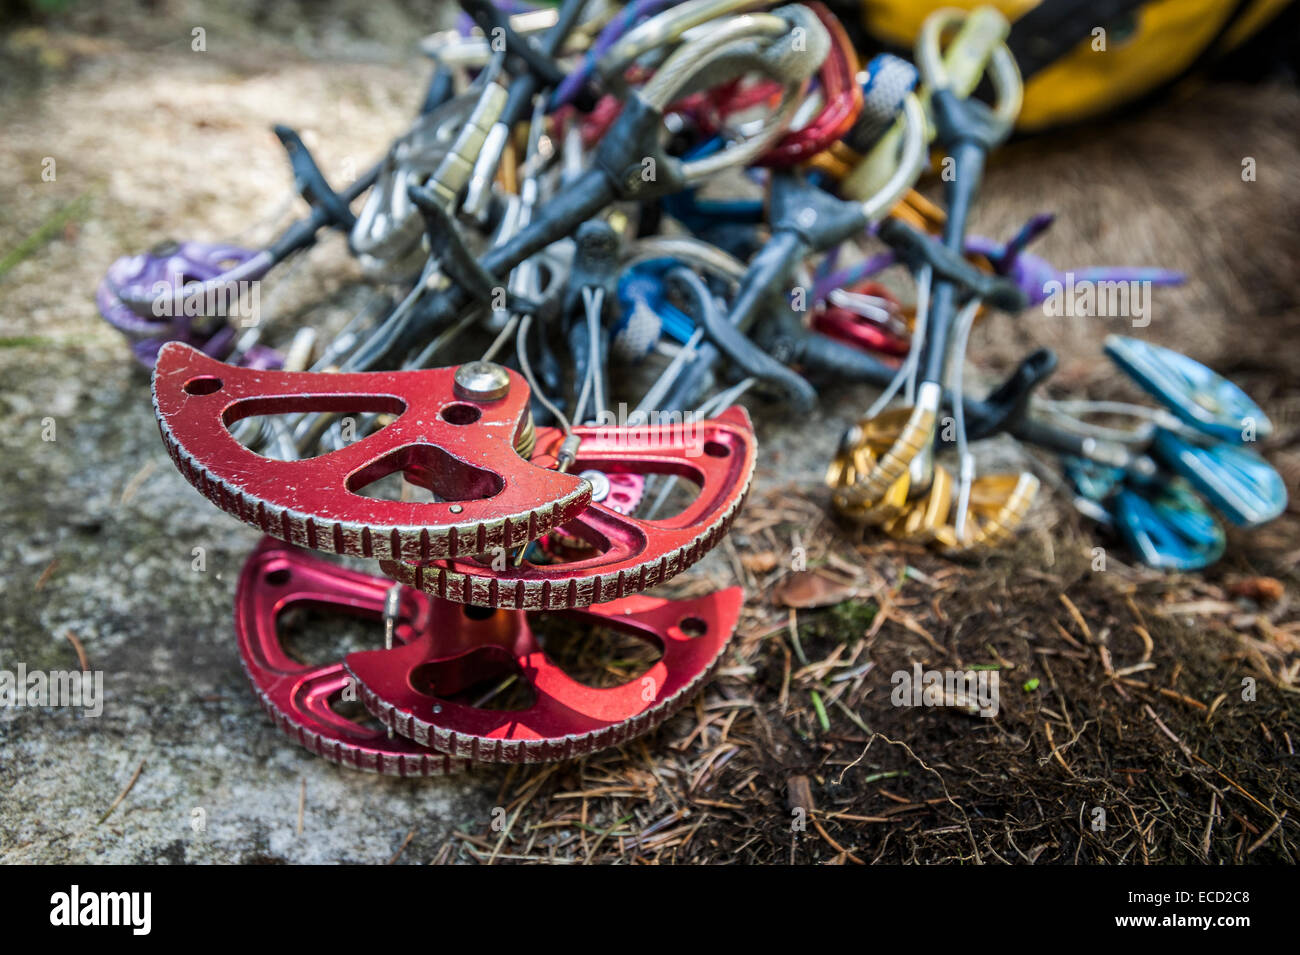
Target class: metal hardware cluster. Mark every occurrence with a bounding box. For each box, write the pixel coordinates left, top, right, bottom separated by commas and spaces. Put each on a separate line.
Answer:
97, 2, 1287, 773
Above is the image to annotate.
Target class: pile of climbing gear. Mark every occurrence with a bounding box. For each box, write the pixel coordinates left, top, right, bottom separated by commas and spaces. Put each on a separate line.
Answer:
96, 2, 1287, 773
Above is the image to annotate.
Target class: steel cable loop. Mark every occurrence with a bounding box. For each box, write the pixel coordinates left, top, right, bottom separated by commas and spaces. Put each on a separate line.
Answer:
639, 17, 792, 108
671, 4, 831, 98
598, 0, 773, 84
623, 237, 748, 284
634, 9, 829, 184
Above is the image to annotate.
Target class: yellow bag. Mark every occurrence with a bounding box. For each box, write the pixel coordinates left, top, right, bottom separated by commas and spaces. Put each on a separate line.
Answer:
858, 0, 1292, 130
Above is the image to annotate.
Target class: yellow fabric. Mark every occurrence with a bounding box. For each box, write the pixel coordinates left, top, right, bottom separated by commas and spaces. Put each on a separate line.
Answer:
860, 0, 1291, 129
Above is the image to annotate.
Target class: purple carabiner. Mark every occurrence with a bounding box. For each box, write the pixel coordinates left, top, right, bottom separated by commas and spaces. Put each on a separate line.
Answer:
96, 239, 278, 367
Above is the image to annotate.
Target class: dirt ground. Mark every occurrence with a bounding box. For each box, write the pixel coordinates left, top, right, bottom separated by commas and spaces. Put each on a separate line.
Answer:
1, 1, 1297, 864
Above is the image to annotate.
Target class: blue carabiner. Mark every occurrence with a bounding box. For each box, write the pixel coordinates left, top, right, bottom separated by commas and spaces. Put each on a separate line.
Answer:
1152, 430, 1288, 527
1114, 481, 1225, 571
1063, 456, 1126, 502
1105, 335, 1271, 444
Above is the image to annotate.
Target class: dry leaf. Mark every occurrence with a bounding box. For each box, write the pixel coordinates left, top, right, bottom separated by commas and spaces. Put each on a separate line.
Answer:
772, 570, 859, 608
1229, 577, 1284, 604
741, 550, 779, 574
787, 775, 815, 814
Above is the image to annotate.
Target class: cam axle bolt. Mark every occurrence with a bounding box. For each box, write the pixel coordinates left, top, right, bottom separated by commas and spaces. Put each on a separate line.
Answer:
579, 469, 611, 502
454, 361, 511, 402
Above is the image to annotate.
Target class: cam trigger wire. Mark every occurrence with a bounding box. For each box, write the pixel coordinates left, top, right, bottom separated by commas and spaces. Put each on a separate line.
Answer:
948, 296, 982, 543
573, 284, 607, 426
865, 264, 933, 421
515, 312, 578, 474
